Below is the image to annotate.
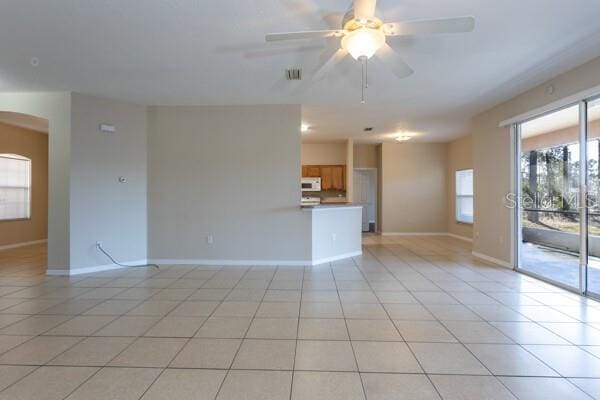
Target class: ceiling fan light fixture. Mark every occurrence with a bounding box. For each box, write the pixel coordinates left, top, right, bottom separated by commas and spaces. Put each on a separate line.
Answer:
341, 28, 385, 60
395, 134, 412, 142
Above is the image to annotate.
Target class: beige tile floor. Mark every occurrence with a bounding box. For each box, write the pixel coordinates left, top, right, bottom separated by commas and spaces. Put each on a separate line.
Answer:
0, 236, 600, 399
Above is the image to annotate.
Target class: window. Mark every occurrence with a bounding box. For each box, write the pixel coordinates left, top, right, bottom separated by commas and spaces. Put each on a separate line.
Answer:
0, 154, 31, 220
456, 169, 473, 224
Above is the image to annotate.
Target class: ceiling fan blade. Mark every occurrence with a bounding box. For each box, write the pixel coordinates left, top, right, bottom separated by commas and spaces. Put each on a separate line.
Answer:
353, 0, 377, 20
376, 43, 413, 79
383, 16, 475, 36
266, 30, 344, 42
313, 48, 348, 81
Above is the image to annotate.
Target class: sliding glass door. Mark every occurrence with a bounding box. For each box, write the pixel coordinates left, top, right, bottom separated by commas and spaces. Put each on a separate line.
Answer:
518, 104, 582, 290
516, 96, 600, 296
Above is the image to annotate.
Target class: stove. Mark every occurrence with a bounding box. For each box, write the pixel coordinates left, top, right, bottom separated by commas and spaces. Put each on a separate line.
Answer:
301, 196, 321, 206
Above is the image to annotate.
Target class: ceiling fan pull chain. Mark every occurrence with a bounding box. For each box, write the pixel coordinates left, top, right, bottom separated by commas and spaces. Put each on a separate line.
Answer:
361, 60, 365, 103
365, 57, 369, 89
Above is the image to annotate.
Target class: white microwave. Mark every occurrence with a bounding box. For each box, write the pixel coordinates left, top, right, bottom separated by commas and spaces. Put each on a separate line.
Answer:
301, 177, 321, 192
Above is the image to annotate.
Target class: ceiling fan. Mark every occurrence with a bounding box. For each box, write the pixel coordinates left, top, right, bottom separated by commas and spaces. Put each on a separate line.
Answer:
265, 0, 475, 101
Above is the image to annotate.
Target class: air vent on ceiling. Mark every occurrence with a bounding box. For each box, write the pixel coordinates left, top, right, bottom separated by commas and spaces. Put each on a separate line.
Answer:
286, 68, 302, 80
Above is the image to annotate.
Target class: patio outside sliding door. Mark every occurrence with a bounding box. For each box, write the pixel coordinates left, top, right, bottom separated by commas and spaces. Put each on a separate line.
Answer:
517, 104, 582, 291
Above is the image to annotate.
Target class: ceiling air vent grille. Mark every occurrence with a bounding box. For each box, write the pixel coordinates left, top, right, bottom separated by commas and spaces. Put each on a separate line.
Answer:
286, 69, 302, 80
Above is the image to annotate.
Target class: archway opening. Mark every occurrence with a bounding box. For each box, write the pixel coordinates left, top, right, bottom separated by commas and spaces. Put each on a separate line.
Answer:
0, 111, 49, 276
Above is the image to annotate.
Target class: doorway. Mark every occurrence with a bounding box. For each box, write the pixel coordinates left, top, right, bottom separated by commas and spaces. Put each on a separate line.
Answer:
515, 96, 600, 295
353, 168, 377, 232
0, 112, 49, 276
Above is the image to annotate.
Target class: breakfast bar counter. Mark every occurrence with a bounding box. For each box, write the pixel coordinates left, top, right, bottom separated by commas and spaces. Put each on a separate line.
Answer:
302, 204, 363, 265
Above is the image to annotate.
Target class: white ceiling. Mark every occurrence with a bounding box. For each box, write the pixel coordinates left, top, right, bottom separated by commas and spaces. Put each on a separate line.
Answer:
1, 0, 600, 143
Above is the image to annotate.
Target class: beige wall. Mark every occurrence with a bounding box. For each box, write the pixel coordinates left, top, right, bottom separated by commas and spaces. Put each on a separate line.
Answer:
381, 142, 448, 233
0, 122, 48, 247
447, 134, 473, 239
345, 139, 354, 201
473, 56, 600, 264
301, 143, 347, 165
69, 93, 148, 270
148, 105, 311, 262
354, 144, 378, 169
0, 93, 71, 270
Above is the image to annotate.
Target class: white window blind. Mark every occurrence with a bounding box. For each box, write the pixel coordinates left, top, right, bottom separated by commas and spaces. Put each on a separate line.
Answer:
0, 154, 31, 220
456, 169, 473, 224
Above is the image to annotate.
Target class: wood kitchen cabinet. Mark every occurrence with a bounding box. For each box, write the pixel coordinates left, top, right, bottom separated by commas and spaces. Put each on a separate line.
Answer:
302, 165, 321, 178
302, 165, 346, 190
320, 166, 333, 189
332, 165, 345, 190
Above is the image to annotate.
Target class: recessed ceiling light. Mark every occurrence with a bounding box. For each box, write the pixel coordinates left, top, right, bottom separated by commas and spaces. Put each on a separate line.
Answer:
395, 135, 412, 142
301, 124, 310, 133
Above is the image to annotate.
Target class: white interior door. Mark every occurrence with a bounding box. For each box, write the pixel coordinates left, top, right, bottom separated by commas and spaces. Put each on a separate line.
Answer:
354, 169, 375, 231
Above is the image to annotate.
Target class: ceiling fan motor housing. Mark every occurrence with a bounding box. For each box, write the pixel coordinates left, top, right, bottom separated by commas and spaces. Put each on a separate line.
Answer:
342, 9, 383, 31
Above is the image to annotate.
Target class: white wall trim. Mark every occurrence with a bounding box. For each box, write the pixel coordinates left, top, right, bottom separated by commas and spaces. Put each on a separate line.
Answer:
446, 233, 473, 243
150, 252, 363, 267
499, 83, 600, 127
46, 259, 147, 276
381, 232, 448, 236
312, 251, 363, 266
0, 239, 47, 252
471, 251, 513, 269
150, 258, 312, 267
381, 232, 474, 243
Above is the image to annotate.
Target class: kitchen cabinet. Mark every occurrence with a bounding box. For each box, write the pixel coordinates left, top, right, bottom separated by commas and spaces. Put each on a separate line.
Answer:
302, 165, 346, 190
302, 165, 321, 178
332, 165, 345, 190
321, 166, 333, 190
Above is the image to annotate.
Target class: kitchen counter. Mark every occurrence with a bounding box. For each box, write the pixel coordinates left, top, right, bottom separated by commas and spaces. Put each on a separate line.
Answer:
301, 203, 361, 209
320, 197, 348, 204
303, 204, 362, 265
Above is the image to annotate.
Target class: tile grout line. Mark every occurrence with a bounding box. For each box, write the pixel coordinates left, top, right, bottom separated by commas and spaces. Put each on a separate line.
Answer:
361, 244, 445, 400
211, 264, 279, 400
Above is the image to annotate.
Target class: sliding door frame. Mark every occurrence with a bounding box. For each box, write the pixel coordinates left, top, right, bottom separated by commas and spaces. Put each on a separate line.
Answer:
513, 99, 593, 296
579, 101, 589, 295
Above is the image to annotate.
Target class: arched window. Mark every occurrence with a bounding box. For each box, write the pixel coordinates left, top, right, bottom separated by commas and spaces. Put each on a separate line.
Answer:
0, 154, 31, 220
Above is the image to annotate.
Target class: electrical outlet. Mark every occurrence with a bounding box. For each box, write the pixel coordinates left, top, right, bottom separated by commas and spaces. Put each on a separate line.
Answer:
332, 233, 336, 241
206, 235, 213, 244
95, 241, 102, 249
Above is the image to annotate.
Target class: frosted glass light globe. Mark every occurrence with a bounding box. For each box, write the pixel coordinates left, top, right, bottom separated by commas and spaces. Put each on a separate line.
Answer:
342, 28, 386, 60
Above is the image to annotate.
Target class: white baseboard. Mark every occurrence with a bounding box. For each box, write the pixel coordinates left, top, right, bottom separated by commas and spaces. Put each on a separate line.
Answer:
0, 239, 47, 251
46, 259, 148, 276
446, 233, 473, 242
381, 232, 474, 242
312, 251, 363, 266
149, 252, 362, 267
381, 232, 448, 236
149, 258, 312, 267
471, 251, 513, 269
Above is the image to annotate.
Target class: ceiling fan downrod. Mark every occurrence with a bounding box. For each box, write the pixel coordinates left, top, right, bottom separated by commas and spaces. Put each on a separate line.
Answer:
360, 55, 368, 104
